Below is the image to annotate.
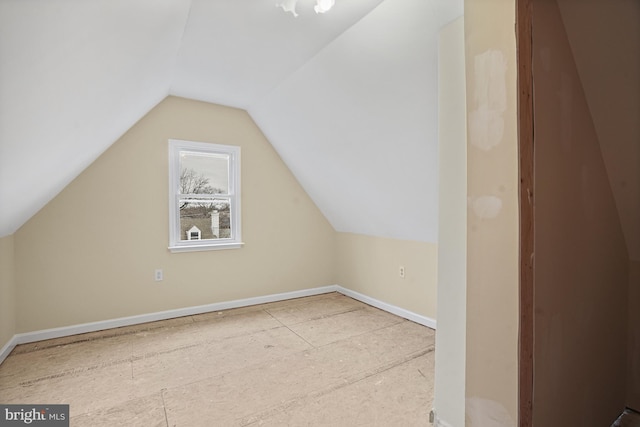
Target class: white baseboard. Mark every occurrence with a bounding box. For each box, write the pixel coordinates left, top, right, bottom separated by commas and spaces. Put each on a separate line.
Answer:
0, 285, 339, 365
0, 335, 19, 366
11, 285, 340, 346
335, 286, 437, 329
0, 283, 435, 365
435, 416, 454, 427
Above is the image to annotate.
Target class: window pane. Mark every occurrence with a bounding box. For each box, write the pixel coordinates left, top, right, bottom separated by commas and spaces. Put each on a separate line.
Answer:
169, 140, 241, 251
179, 152, 229, 194
179, 199, 231, 240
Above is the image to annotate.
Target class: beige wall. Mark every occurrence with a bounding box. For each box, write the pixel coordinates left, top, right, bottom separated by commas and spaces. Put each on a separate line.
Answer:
434, 15, 467, 427
629, 260, 640, 410
9, 95, 441, 338
14, 96, 336, 333
0, 235, 16, 350
335, 232, 437, 320
532, 0, 629, 424
463, 0, 519, 424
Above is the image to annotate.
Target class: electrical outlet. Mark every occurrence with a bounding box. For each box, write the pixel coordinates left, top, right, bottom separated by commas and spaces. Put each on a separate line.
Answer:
154, 269, 163, 282
399, 266, 405, 279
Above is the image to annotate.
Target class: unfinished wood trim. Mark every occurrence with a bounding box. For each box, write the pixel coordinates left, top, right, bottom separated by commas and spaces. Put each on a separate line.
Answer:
516, 0, 534, 425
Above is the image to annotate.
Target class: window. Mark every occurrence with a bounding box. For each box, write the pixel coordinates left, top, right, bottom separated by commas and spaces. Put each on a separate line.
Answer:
168, 139, 242, 252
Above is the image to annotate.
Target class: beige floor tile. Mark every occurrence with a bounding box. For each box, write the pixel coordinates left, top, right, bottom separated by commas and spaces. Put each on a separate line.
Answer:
11, 317, 193, 355
0, 334, 132, 389
162, 367, 307, 427
190, 305, 267, 322
0, 295, 436, 427
285, 305, 404, 347
189, 293, 341, 323
326, 320, 435, 367
162, 321, 433, 426
250, 351, 435, 427
70, 393, 167, 427
132, 326, 312, 392
251, 292, 345, 312
131, 310, 283, 358
0, 362, 137, 417
266, 294, 367, 326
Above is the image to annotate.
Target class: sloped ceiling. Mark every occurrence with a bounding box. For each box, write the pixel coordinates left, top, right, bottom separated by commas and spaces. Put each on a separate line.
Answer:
0, 0, 192, 237
170, 0, 385, 108
250, 0, 461, 241
0, 0, 463, 241
557, 0, 640, 260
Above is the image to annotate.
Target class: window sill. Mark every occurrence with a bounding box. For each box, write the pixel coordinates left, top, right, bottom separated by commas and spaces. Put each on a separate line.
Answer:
168, 242, 245, 253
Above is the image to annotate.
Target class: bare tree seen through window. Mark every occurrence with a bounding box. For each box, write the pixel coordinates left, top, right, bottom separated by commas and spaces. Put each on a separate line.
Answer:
180, 168, 222, 197
179, 168, 230, 239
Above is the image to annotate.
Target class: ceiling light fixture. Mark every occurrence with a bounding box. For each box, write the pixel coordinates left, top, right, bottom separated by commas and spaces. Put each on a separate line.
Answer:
314, 0, 335, 14
277, 0, 335, 17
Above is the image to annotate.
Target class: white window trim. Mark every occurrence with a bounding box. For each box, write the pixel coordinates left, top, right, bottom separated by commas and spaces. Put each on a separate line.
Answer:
168, 139, 243, 253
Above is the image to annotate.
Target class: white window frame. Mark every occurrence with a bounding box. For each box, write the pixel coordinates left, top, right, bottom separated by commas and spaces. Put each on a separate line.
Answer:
168, 139, 243, 253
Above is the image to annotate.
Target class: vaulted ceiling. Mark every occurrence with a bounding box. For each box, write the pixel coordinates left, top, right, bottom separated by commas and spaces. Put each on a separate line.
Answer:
0, 0, 463, 242
1, 0, 638, 259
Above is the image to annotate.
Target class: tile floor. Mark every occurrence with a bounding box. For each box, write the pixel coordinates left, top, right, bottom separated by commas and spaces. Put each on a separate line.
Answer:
0, 292, 436, 426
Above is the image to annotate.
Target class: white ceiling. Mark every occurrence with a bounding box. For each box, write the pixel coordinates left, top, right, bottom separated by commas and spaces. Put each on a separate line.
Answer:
0, 0, 191, 237
0, 0, 462, 242
1, 0, 637, 257
170, 0, 386, 109
250, 0, 461, 241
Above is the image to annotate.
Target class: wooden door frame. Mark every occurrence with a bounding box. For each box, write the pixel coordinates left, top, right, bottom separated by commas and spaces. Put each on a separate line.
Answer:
516, 0, 534, 426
